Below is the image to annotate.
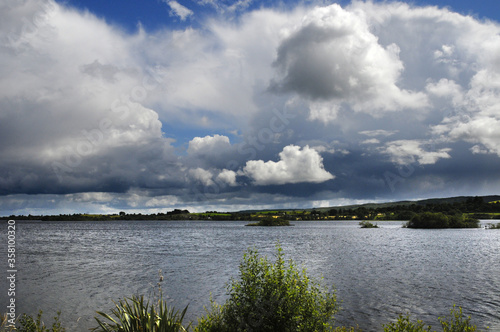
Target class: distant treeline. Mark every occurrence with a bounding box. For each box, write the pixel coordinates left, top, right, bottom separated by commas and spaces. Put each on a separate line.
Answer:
327, 196, 500, 221
0, 209, 252, 222
2, 196, 500, 222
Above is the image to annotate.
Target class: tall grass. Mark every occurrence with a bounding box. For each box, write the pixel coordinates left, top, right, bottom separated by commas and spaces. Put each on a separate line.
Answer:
92, 270, 190, 332
1, 310, 66, 332
92, 295, 189, 332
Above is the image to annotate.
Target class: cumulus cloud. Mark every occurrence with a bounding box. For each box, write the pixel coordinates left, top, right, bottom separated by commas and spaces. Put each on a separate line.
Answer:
187, 135, 232, 156
383, 140, 451, 165
270, 4, 428, 120
358, 1, 500, 156
242, 145, 334, 185
425, 78, 464, 104
430, 71, 500, 156
165, 1, 193, 21
216, 169, 238, 186
188, 168, 215, 186
441, 116, 500, 156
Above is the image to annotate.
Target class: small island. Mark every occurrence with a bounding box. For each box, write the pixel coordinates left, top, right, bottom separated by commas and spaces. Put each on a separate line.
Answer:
359, 220, 379, 228
246, 217, 291, 227
405, 212, 480, 229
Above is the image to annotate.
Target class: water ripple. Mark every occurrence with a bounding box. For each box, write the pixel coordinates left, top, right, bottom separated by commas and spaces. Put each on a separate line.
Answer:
0, 220, 498, 331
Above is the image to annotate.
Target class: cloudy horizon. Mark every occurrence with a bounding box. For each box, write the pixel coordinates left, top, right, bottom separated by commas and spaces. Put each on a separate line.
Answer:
1, 0, 500, 216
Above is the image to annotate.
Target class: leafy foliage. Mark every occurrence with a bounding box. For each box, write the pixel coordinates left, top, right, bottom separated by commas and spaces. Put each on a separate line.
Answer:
405, 212, 480, 229
246, 217, 291, 226
383, 314, 431, 332
383, 306, 477, 332
439, 305, 476, 332
92, 295, 189, 332
486, 222, 500, 229
195, 244, 339, 332
16, 310, 66, 332
359, 221, 379, 228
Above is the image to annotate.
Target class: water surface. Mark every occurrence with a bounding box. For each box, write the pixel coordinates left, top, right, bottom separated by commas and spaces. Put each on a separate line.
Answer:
1, 220, 498, 331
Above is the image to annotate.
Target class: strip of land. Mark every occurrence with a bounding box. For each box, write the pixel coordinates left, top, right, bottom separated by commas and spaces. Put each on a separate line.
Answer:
2, 195, 500, 222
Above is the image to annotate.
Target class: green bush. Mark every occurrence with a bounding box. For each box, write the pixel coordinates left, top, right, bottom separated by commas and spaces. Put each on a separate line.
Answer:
406, 213, 480, 229
16, 310, 65, 332
383, 314, 431, 332
195, 244, 339, 332
486, 222, 500, 229
359, 221, 379, 228
246, 217, 291, 226
439, 305, 476, 332
383, 306, 476, 332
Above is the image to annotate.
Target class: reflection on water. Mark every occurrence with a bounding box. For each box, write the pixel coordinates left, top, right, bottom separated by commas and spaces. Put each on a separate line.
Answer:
1, 220, 499, 331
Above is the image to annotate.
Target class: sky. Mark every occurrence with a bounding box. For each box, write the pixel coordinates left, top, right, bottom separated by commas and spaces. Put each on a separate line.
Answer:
1, 0, 500, 215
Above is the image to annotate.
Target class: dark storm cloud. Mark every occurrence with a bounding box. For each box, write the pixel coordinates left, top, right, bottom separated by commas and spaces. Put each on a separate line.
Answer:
271, 24, 353, 99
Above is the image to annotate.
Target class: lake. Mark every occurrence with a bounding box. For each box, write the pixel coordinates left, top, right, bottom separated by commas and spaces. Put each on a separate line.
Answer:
1, 220, 499, 331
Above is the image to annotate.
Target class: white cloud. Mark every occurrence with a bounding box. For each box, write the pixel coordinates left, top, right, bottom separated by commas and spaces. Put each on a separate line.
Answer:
188, 168, 214, 186
165, 1, 193, 21
142, 23, 268, 124
308, 101, 340, 122
470, 145, 489, 155
216, 169, 237, 186
187, 135, 232, 156
359, 130, 398, 137
353, 1, 500, 157
429, 71, 500, 156
242, 145, 334, 185
145, 195, 180, 207
362, 138, 380, 145
196, 0, 253, 14
271, 4, 428, 120
68, 192, 115, 203
309, 145, 336, 154
383, 140, 451, 165
444, 116, 500, 156
425, 78, 464, 106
